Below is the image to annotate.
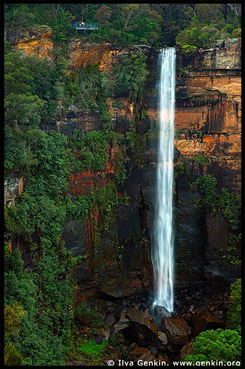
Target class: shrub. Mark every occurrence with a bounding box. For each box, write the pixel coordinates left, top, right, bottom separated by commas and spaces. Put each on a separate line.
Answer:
79, 339, 107, 362
226, 278, 241, 331
4, 344, 24, 366
184, 329, 241, 364
4, 303, 26, 337
113, 51, 149, 100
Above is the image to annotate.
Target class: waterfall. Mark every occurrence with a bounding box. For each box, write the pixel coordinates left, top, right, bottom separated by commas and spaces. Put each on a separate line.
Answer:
151, 48, 176, 313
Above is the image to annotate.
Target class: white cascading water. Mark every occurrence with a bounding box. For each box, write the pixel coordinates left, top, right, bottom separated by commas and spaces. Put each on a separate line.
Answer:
152, 48, 176, 313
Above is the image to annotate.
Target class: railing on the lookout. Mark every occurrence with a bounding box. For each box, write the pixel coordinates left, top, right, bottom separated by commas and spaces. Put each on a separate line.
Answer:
71, 22, 99, 31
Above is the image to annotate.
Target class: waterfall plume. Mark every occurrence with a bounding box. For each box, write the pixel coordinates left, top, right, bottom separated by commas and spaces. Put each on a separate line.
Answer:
151, 48, 176, 313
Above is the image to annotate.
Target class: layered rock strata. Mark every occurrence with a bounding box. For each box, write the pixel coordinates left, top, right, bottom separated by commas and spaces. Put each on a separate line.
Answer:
5, 29, 241, 299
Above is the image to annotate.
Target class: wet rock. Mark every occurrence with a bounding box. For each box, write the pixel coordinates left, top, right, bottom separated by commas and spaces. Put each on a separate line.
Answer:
76, 313, 97, 327
106, 345, 115, 354
112, 322, 129, 335
184, 313, 192, 323
104, 314, 116, 328
95, 333, 104, 344
152, 305, 171, 325
148, 346, 158, 356
113, 306, 124, 320
189, 305, 195, 313
137, 353, 159, 362
126, 308, 158, 335
192, 308, 224, 336
179, 342, 194, 360
162, 317, 191, 345
117, 336, 125, 344
144, 307, 150, 315
118, 309, 130, 325
102, 329, 110, 341
158, 332, 168, 345
73, 361, 88, 366
128, 343, 138, 351
124, 308, 158, 347
130, 347, 151, 356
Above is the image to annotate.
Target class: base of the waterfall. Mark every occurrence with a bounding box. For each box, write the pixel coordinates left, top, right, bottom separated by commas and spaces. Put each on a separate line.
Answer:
151, 304, 172, 327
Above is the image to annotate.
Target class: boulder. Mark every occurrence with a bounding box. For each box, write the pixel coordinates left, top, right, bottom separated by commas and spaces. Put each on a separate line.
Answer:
130, 347, 151, 356
106, 345, 115, 354
95, 333, 104, 345
72, 361, 88, 366
76, 313, 97, 327
124, 308, 158, 346
118, 309, 130, 325
102, 329, 110, 341
126, 308, 158, 335
192, 308, 224, 336
162, 317, 191, 345
112, 322, 129, 335
179, 342, 194, 360
158, 332, 168, 345
104, 313, 116, 328
152, 305, 171, 326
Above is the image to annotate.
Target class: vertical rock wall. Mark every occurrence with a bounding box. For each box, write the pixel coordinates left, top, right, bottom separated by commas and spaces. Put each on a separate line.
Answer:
5, 30, 241, 298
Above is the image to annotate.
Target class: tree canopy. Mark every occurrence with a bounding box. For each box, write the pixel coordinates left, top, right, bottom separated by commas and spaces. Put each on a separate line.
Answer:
4, 3, 241, 48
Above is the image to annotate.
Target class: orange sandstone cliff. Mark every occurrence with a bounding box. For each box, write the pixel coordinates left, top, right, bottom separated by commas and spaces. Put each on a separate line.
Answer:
5, 30, 241, 296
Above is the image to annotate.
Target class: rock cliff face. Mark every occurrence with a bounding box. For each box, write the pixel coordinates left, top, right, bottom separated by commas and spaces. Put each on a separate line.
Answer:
6, 30, 241, 301
144, 39, 241, 294
7, 25, 53, 58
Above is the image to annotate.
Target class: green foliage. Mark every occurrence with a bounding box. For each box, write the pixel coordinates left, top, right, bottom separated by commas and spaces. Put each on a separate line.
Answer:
191, 153, 207, 167
176, 4, 241, 49
226, 279, 241, 331
216, 188, 241, 230
222, 233, 241, 265
4, 3, 241, 48
114, 151, 127, 184
4, 302, 26, 337
69, 130, 109, 172
125, 118, 149, 169
64, 194, 91, 220
232, 28, 241, 38
68, 336, 107, 363
184, 329, 241, 364
192, 176, 241, 266
78, 339, 107, 362
113, 52, 149, 100
51, 9, 74, 43
194, 175, 241, 231
176, 17, 219, 49
4, 243, 73, 366
92, 182, 119, 232
76, 302, 103, 326
4, 50, 63, 127
181, 44, 197, 54
63, 63, 112, 124
4, 128, 38, 171
4, 344, 24, 366
195, 174, 217, 205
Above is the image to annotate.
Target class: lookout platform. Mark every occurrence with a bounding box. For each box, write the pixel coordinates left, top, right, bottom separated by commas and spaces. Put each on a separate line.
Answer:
71, 22, 99, 31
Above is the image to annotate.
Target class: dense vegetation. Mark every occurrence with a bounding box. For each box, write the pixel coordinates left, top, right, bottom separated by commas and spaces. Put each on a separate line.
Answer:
4, 3, 241, 48
4, 3, 241, 366
185, 278, 242, 364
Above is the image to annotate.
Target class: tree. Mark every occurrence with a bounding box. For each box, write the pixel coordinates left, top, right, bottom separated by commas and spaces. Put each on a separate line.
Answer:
184, 329, 241, 364
94, 5, 111, 26
4, 303, 25, 337
226, 278, 241, 331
